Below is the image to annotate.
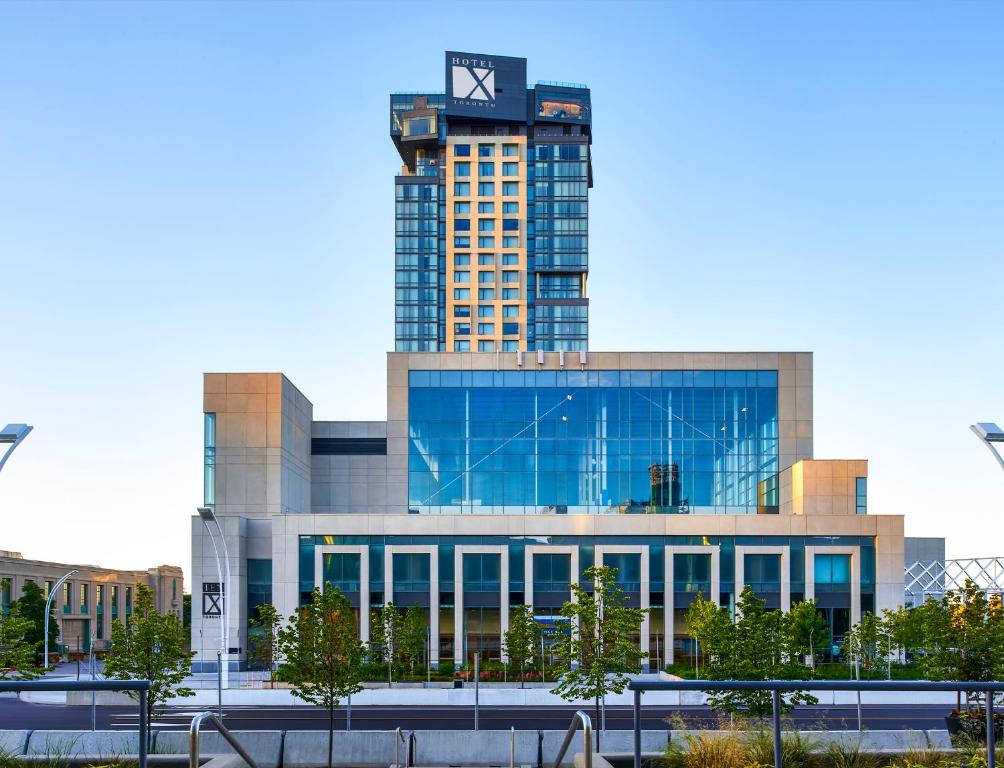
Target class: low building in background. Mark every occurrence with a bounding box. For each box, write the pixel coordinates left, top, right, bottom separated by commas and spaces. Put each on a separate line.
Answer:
0, 551, 183, 653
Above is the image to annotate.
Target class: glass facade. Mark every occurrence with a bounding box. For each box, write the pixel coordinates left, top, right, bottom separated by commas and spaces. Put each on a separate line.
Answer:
532, 142, 589, 351
408, 369, 778, 515
390, 72, 591, 353
203, 413, 216, 507
395, 181, 441, 351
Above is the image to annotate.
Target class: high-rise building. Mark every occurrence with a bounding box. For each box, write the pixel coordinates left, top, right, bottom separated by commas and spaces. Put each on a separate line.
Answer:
190, 52, 907, 675
391, 52, 591, 353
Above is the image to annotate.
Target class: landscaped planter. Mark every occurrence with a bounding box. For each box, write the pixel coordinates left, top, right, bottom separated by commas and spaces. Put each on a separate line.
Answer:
944, 711, 1004, 742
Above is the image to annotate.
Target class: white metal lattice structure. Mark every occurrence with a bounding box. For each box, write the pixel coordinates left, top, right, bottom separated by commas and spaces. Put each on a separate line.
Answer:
904, 557, 1004, 606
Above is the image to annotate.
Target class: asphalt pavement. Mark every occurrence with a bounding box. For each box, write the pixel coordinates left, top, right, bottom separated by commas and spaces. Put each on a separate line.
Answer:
0, 698, 953, 732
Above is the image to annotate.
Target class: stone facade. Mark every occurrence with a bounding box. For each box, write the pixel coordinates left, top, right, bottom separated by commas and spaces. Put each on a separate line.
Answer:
0, 552, 183, 653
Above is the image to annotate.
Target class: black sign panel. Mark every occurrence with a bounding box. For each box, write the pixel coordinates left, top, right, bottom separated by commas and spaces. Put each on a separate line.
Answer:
202, 582, 224, 617
445, 51, 526, 121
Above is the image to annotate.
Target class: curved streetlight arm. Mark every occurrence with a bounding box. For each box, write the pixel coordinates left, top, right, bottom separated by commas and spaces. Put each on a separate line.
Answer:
0, 424, 33, 474
44, 570, 78, 666
972, 424, 1004, 473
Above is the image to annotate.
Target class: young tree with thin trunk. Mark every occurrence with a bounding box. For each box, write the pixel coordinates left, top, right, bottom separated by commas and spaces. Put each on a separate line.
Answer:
398, 604, 427, 674
552, 566, 647, 750
278, 585, 365, 768
103, 584, 194, 749
504, 604, 538, 687
370, 602, 401, 686
248, 604, 283, 687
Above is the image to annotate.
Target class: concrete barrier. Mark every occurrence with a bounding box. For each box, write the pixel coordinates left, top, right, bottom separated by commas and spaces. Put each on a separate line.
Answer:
67, 691, 136, 706
0, 730, 31, 755
26, 730, 140, 757
156, 730, 283, 768
926, 730, 953, 750
283, 730, 399, 768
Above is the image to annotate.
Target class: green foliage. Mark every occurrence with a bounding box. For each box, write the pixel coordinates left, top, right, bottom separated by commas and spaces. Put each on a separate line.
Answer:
248, 604, 283, 684
552, 565, 647, 746
103, 584, 194, 748
0, 600, 42, 680
397, 604, 427, 673
842, 612, 886, 677
789, 600, 829, 669
278, 585, 366, 768
11, 580, 59, 663
504, 604, 538, 687
685, 585, 817, 718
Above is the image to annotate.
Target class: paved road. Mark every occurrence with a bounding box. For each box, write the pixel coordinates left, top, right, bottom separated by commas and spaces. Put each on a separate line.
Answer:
0, 698, 953, 732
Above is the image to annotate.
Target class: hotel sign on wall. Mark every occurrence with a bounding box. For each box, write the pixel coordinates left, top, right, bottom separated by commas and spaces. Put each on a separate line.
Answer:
445, 51, 527, 121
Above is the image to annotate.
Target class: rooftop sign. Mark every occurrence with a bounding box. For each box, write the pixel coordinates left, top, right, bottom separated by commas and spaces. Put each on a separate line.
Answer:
445, 51, 527, 121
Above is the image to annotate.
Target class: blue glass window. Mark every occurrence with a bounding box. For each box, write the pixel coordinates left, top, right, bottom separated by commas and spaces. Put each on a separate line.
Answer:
815, 554, 851, 585
478, 144, 494, 157
455, 162, 470, 177
407, 370, 779, 515
454, 144, 470, 157
855, 477, 867, 514
502, 182, 519, 196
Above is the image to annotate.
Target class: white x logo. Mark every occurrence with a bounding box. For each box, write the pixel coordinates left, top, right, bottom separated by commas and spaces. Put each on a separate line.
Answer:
453, 65, 495, 101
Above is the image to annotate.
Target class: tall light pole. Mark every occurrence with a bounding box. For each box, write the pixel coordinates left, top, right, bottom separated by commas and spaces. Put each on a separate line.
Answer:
198, 507, 230, 718
44, 570, 77, 670
0, 424, 33, 475
971, 422, 1004, 471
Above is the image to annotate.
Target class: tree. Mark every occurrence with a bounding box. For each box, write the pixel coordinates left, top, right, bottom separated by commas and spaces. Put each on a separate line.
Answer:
842, 612, 884, 677
552, 565, 647, 750
278, 586, 366, 768
0, 602, 43, 680
881, 605, 924, 665
684, 592, 730, 678
248, 604, 283, 687
686, 585, 816, 718
788, 600, 828, 673
370, 602, 401, 686
12, 580, 59, 665
397, 605, 427, 674
103, 584, 195, 749
504, 605, 538, 687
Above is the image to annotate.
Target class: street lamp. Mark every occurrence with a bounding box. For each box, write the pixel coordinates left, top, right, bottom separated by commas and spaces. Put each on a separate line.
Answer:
44, 570, 77, 670
971, 422, 1004, 472
198, 507, 230, 718
0, 424, 33, 474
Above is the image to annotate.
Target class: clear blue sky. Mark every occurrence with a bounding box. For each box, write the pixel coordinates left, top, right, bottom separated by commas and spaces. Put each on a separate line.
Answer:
2, 1, 1002, 582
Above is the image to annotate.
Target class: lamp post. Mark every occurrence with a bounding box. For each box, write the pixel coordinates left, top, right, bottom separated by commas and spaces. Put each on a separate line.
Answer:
0, 424, 32, 475
44, 570, 77, 671
971, 422, 1004, 471
198, 507, 230, 719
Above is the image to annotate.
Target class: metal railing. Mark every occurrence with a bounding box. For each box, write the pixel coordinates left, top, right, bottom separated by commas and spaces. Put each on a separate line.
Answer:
395, 726, 416, 768
628, 679, 1003, 768
0, 679, 151, 768
553, 710, 592, 768
189, 711, 260, 768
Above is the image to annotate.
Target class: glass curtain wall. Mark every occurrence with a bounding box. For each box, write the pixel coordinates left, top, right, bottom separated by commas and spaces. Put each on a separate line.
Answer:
409, 369, 778, 514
